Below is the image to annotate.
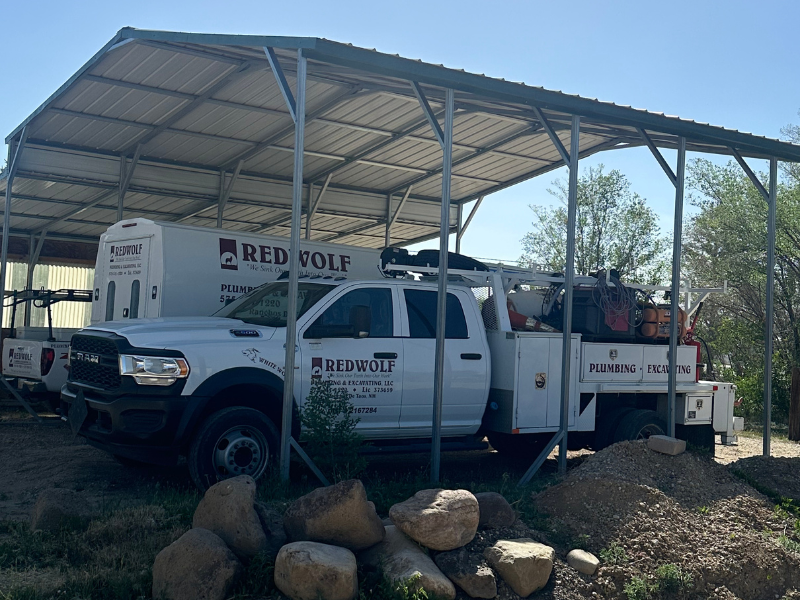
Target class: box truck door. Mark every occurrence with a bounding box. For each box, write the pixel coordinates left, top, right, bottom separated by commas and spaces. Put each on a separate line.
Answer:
100, 237, 151, 321
299, 286, 403, 436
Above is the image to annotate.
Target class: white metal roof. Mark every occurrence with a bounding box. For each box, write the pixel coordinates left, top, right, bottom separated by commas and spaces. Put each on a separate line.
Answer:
3, 28, 800, 249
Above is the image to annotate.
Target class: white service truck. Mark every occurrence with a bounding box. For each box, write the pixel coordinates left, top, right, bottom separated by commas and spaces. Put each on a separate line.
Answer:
2, 289, 92, 402
61, 251, 740, 490
91, 218, 384, 322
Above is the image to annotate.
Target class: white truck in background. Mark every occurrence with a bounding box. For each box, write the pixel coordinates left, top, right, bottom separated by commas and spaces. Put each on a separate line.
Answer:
61, 247, 740, 490
2, 289, 92, 403
91, 219, 384, 323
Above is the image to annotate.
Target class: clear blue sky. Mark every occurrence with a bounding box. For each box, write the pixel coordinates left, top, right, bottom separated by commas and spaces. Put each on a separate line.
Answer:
3, 0, 798, 262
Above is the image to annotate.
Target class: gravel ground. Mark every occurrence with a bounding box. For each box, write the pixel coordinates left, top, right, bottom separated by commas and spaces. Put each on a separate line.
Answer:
715, 433, 800, 464
535, 441, 800, 600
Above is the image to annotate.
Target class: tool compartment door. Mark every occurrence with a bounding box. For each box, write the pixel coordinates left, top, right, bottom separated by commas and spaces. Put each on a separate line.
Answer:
515, 334, 579, 429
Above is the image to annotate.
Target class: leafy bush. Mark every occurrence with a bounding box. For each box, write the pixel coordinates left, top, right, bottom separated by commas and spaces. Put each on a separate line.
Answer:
599, 541, 629, 566
624, 575, 655, 600
655, 563, 693, 593
300, 378, 367, 482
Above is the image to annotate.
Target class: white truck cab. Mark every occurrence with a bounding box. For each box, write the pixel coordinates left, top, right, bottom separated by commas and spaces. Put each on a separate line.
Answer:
61, 259, 739, 490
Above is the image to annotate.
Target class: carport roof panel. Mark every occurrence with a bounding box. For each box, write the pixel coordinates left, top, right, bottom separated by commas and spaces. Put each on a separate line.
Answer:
3, 27, 800, 247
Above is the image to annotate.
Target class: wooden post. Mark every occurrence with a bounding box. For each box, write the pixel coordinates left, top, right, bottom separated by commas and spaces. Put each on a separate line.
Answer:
789, 367, 800, 441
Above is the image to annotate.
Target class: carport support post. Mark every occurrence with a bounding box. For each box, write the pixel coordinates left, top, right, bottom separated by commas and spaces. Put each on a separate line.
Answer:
1, 126, 28, 330
558, 115, 581, 476
279, 50, 307, 481
764, 156, 778, 456
431, 88, 454, 483
667, 137, 687, 438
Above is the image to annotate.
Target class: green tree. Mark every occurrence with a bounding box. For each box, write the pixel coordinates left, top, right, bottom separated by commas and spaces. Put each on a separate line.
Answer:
520, 165, 668, 284
684, 157, 800, 423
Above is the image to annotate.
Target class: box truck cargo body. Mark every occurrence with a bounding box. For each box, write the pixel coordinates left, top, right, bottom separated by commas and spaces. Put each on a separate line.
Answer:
91, 219, 384, 323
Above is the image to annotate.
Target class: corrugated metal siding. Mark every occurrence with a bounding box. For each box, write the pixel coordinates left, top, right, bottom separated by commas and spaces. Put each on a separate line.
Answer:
3, 263, 94, 328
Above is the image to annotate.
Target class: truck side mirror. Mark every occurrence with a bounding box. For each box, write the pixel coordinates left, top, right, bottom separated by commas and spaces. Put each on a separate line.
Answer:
350, 305, 371, 338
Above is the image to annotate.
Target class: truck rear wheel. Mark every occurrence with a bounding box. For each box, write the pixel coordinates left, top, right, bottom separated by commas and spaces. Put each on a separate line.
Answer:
188, 407, 279, 491
592, 407, 634, 450
612, 409, 666, 443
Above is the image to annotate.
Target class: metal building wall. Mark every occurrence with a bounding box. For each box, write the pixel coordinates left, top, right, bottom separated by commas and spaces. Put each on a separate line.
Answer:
3, 263, 94, 328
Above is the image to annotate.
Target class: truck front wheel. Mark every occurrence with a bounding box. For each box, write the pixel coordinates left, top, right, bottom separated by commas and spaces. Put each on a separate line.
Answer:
188, 407, 279, 491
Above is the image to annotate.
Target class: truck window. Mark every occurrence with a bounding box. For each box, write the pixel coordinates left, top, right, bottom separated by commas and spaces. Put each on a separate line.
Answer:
129, 280, 140, 319
404, 289, 468, 339
105, 281, 115, 321
215, 281, 333, 327
311, 288, 394, 337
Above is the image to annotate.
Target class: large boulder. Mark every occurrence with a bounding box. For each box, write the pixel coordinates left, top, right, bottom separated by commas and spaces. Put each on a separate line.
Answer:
389, 488, 479, 551
152, 528, 242, 600
434, 548, 497, 599
567, 548, 599, 575
475, 492, 516, 530
483, 538, 554, 597
360, 525, 456, 600
30, 488, 94, 532
283, 479, 384, 551
192, 475, 267, 560
274, 541, 358, 600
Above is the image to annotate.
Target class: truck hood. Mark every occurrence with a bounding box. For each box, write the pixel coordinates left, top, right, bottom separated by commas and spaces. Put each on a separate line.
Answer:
81, 317, 278, 349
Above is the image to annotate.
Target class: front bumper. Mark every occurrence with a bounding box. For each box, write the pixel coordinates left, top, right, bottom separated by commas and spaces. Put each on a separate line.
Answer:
61, 383, 192, 466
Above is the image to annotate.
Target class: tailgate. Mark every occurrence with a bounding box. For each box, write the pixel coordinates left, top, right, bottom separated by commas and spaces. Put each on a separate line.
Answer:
2, 339, 42, 379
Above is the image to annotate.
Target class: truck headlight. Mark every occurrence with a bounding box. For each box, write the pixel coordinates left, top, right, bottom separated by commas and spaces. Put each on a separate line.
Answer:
119, 355, 190, 386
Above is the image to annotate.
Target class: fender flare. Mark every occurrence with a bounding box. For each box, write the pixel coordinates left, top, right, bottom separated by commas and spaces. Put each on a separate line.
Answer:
176, 367, 298, 443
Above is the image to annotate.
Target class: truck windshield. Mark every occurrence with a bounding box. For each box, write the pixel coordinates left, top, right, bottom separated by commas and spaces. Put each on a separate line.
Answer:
215, 282, 333, 327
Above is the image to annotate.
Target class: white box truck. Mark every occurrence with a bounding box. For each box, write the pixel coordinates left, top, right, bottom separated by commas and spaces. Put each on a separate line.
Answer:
91, 219, 384, 323
61, 251, 740, 490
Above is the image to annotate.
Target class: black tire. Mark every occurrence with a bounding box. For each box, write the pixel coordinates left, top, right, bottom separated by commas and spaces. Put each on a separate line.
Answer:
592, 407, 634, 450
612, 409, 666, 443
487, 432, 548, 458
188, 407, 280, 491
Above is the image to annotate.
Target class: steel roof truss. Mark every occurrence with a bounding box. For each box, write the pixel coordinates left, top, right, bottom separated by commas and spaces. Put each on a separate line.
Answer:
731, 147, 770, 202
532, 107, 570, 165
411, 82, 445, 148
217, 159, 244, 227
638, 128, 677, 186
264, 47, 298, 122
118, 144, 142, 221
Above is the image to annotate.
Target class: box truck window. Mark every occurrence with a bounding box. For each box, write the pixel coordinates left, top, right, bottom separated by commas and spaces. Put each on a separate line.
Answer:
130, 280, 140, 319
404, 290, 469, 339
105, 281, 115, 322
216, 282, 332, 327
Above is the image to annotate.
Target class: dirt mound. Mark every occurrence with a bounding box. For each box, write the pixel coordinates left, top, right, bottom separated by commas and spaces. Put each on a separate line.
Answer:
730, 455, 800, 502
534, 441, 800, 600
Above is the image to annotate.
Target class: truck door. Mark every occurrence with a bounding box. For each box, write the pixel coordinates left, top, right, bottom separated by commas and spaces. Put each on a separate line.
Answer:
299, 285, 403, 437
99, 237, 152, 321
398, 288, 488, 435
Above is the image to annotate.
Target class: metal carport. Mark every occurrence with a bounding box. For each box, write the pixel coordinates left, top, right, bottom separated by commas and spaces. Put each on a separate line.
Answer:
3, 28, 800, 481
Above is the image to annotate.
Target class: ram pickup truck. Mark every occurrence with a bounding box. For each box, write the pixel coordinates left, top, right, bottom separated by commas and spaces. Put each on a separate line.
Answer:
61, 271, 739, 490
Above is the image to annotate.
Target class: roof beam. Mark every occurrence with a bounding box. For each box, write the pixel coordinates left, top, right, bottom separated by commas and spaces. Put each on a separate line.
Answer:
18, 139, 445, 203
220, 85, 364, 170
217, 159, 244, 227
638, 127, 677, 186
119, 61, 256, 155
532, 107, 570, 165
265, 47, 297, 122
411, 82, 445, 147
458, 196, 483, 238
731, 147, 770, 202
386, 124, 542, 195
387, 186, 413, 231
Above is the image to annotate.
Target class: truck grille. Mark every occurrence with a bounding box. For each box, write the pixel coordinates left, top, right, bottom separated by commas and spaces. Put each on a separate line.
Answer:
70, 335, 121, 389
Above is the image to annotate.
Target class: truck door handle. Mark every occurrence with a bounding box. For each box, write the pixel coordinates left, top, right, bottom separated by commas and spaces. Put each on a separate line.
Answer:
461, 353, 482, 360
374, 352, 397, 359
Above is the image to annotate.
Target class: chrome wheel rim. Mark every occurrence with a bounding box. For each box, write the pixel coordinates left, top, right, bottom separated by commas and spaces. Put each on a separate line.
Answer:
212, 426, 269, 479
